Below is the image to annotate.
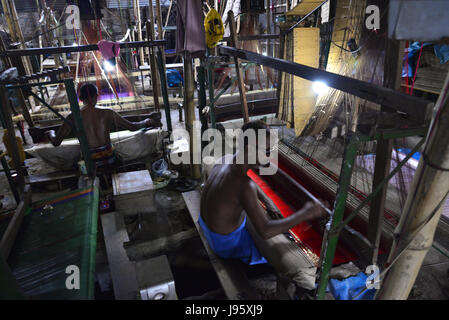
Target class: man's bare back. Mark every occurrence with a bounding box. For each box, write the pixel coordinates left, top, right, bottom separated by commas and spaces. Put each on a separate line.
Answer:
200, 121, 328, 241
200, 156, 249, 235
47, 83, 161, 148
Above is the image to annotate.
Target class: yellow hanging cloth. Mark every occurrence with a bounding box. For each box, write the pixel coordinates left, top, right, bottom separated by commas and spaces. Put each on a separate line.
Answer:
204, 8, 224, 48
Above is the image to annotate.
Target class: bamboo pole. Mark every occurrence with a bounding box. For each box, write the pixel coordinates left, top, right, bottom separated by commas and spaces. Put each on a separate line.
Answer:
378, 71, 449, 299
0, 87, 25, 191
7, 0, 33, 75
183, 56, 201, 179
155, 0, 167, 77
0, 34, 34, 128
134, 0, 145, 65
1, 0, 16, 42
266, 0, 271, 89
163, 0, 174, 38
228, 11, 249, 123
146, 20, 160, 112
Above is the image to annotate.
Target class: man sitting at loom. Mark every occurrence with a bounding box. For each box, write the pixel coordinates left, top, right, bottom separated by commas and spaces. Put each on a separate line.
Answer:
199, 120, 328, 265
46, 83, 162, 170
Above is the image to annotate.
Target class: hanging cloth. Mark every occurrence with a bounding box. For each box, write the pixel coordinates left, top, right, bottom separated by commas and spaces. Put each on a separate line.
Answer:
176, 0, 206, 58
97, 40, 121, 61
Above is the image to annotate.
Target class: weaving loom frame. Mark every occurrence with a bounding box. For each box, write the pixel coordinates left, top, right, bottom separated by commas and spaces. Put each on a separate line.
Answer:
218, 40, 433, 300
315, 128, 428, 299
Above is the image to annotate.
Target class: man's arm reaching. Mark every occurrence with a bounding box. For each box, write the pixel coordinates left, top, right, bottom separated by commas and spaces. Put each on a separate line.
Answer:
47, 115, 73, 147
111, 110, 162, 131
241, 180, 327, 240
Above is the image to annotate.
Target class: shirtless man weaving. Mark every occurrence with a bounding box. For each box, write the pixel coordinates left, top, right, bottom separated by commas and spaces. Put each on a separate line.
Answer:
46, 83, 162, 169
200, 120, 328, 265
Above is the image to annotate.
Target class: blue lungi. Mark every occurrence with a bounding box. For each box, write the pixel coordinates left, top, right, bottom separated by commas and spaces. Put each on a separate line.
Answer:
198, 214, 267, 265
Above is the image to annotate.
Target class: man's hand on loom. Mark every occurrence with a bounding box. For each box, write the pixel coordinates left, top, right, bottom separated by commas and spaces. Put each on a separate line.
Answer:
302, 200, 329, 221
144, 118, 163, 128
45, 130, 56, 142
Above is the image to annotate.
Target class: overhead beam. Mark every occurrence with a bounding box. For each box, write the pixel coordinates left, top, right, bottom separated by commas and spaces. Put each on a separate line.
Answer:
218, 46, 433, 120
1, 40, 167, 57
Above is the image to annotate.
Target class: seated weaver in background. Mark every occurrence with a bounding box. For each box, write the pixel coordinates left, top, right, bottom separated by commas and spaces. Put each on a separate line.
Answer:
46, 83, 162, 170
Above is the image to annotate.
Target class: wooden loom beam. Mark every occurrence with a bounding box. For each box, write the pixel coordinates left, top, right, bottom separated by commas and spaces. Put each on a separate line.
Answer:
0, 40, 167, 57
218, 46, 433, 121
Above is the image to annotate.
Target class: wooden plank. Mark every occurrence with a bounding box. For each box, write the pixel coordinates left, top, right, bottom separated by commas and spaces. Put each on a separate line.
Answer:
124, 228, 198, 261
293, 28, 320, 136
101, 211, 139, 300
25, 172, 78, 185
286, 0, 325, 15
182, 190, 260, 300
0, 185, 31, 259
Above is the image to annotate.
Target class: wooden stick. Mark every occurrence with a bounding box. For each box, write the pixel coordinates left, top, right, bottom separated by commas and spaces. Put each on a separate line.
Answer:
0, 185, 31, 259
134, 0, 145, 66
146, 18, 160, 112
227, 11, 249, 123
0, 87, 25, 190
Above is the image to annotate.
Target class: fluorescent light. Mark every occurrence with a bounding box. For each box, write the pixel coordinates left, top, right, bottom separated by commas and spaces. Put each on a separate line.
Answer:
312, 81, 329, 95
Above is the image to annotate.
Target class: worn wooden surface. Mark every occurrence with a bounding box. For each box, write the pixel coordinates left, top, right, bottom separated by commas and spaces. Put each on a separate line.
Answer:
101, 211, 139, 300
182, 190, 260, 300
0, 185, 32, 259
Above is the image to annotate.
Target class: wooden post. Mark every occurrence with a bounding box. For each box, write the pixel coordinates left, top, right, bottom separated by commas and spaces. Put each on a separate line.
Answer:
146, 18, 160, 112
266, 0, 271, 89
368, 40, 405, 265
163, 0, 174, 38
378, 70, 449, 300
228, 11, 249, 123
0, 36, 34, 128
183, 56, 201, 179
0, 87, 25, 191
155, 0, 167, 82
134, 0, 145, 65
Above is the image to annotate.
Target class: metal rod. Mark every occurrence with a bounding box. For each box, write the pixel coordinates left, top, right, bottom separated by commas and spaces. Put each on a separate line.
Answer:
207, 49, 216, 129
0, 40, 167, 57
155, 47, 172, 133
197, 63, 208, 148
277, 167, 332, 215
